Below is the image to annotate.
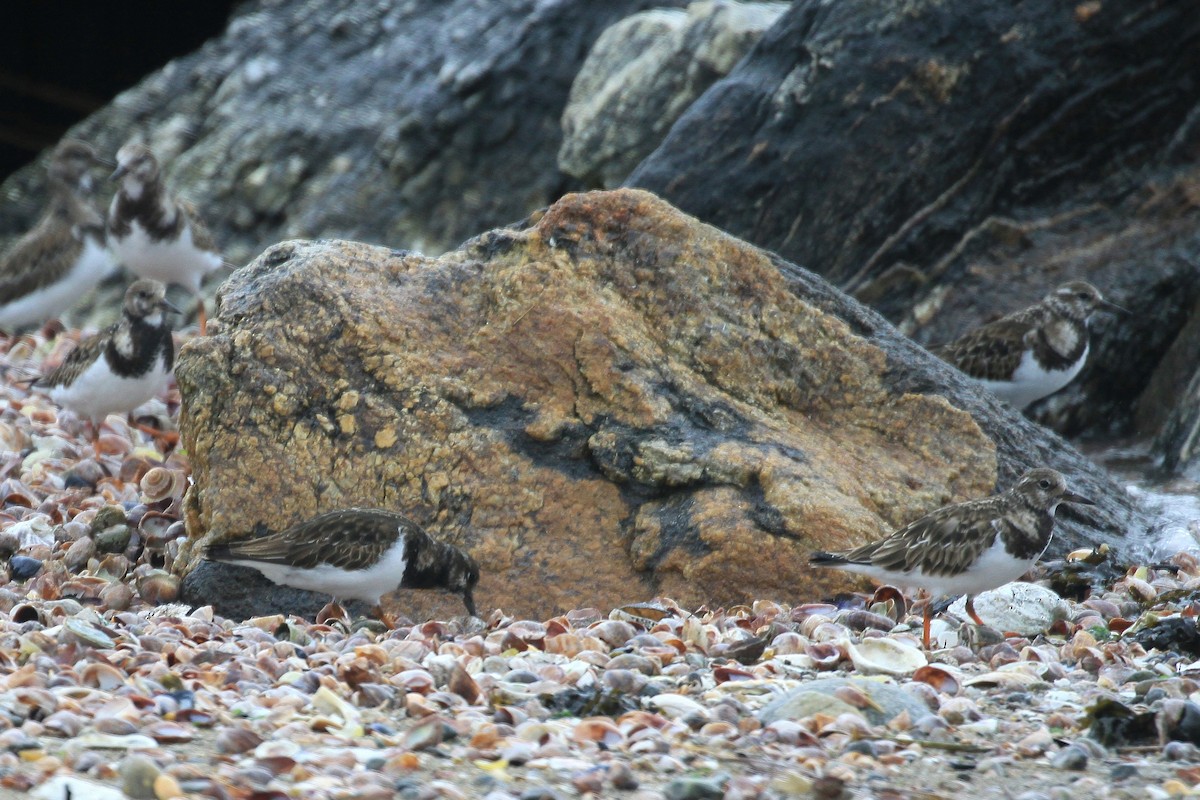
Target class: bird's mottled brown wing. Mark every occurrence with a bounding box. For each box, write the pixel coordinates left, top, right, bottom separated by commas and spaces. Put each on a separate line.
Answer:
178, 199, 219, 254
216, 508, 416, 572
933, 316, 1033, 381
0, 216, 83, 303
838, 501, 1001, 578
36, 326, 112, 388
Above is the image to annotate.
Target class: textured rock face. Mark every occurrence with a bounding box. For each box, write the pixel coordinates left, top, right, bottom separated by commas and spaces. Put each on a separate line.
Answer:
627, 0, 1200, 437
559, 1, 787, 189
0, 0, 681, 266
176, 190, 1145, 620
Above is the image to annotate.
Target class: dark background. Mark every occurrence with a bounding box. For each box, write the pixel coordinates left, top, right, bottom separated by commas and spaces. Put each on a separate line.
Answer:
0, 3, 238, 182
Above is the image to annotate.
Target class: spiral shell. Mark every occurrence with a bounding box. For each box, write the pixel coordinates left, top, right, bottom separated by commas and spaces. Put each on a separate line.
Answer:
139, 467, 184, 503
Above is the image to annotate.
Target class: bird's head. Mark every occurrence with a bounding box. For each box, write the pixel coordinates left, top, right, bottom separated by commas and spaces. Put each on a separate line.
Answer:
448, 549, 480, 617
112, 143, 160, 189
124, 279, 179, 322
48, 139, 100, 193
1013, 467, 1094, 512
1048, 281, 1126, 321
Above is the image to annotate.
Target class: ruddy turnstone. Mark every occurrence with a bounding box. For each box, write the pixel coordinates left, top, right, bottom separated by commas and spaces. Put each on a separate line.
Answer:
204, 508, 480, 623
934, 281, 1123, 409
810, 468, 1093, 648
107, 144, 223, 334
0, 140, 112, 332
36, 279, 176, 458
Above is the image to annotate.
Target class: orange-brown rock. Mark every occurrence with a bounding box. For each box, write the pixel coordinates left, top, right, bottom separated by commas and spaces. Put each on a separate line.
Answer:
175, 189, 1138, 621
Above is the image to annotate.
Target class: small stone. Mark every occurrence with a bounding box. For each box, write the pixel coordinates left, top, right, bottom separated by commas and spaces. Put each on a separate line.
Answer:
1016, 726, 1054, 757
1111, 764, 1139, 780
608, 761, 638, 790
99, 581, 134, 611
63, 536, 96, 572
1050, 745, 1088, 770
120, 754, 161, 800
571, 766, 606, 794
154, 773, 184, 800
94, 524, 133, 554
518, 788, 564, 800
663, 775, 727, 800
10, 556, 42, 580
1163, 740, 1199, 760
90, 505, 128, 535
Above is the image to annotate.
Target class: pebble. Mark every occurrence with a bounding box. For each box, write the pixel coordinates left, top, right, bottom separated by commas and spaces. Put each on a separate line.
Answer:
663, 775, 727, 800
120, 754, 161, 800
1049, 745, 1088, 770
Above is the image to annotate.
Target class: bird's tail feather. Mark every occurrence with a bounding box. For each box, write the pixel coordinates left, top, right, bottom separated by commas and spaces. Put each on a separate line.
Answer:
809, 551, 852, 566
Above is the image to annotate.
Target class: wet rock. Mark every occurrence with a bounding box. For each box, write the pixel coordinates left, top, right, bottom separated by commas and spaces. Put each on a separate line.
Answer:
10, 556, 41, 581
1130, 616, 1200, 658
629, 0, 1200, 437
176, 190, 1140, 619
560, 1, 787, 188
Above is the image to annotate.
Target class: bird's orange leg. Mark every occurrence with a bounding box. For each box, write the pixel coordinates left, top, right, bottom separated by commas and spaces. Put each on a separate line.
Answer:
922, 602, 932, 650
197, 298, 208, 336
965, 595, 985, 626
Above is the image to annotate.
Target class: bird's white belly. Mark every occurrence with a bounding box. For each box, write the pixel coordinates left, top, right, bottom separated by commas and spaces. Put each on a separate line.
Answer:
848, 536, 1044, 599
228, 544, 409, 606
49, 351, 172, 424
977, 344, 1087, 409
0, 237, 112, 330
111, 223, 220, 292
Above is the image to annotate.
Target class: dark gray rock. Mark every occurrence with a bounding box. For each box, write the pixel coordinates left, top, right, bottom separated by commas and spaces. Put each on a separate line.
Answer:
629, 0, 1200, 437
559, 1, 786, 188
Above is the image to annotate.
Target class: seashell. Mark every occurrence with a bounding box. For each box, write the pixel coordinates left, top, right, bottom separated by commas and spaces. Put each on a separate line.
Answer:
837, 609, 897, 632
142, 721, 193, 744
136, 570, 180, 605
589, 620, 638, 648
96, 554, 131, 581
80, 662, 127, 691
215, 726, 262, 755
963, 669, 1041, 689
647, 694, 707, 719
99, 582, 134, 612
847, 638, 927, 676
72, 732, 158, 750
804, 641, 844, 670
139, 467, 184, 503
573, 718, 624, 747
62, 536, 96, 573
64, 617, 116, 649
118, 456, 156, 485
42, 710, 84, 738
1123, 576, 1157, 603
10, 603, 43, 624
93, 718, 139, 736
770, 631, 806, 655
93, 525, 132, 555
447, 663, 480, 704
912, 664, 961, 695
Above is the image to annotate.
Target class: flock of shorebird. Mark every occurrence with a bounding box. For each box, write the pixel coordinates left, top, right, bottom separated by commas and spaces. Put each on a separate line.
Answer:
0, 137, 1122, 640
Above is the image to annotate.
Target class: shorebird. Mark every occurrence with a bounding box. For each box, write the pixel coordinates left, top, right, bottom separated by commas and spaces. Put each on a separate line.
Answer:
35, 279, 176, 459
205, 508, 480, 625
0, 139, 112, 332
107, 143, 223, 335
934, 281, 1123, 409
810, 468, 1093, 648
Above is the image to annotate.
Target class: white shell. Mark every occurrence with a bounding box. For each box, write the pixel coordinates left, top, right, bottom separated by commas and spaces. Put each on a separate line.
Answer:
846, 638, 927, 676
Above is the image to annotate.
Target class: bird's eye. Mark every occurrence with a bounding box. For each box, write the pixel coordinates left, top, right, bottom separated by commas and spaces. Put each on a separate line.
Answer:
1038, 479, 1051, 489
1077, 292, 1090, 301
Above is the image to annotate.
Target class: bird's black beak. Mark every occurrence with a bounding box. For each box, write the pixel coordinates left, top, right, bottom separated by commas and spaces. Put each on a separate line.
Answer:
111, 164, 128, 182
463, 590, 477, 617
1062, 490, 1095, 506
1100, 299, 1130, 315
95, 156, 116, 169
161, 298, 182, 314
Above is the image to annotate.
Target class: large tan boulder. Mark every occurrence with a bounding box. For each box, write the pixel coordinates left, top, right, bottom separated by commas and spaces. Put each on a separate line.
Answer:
175, 189, 1135, 621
